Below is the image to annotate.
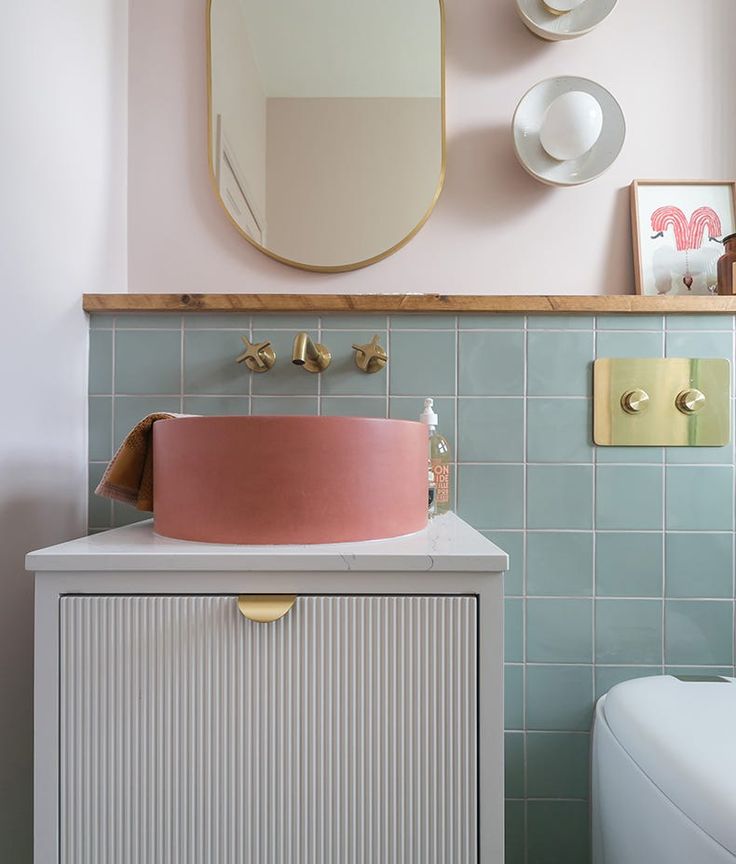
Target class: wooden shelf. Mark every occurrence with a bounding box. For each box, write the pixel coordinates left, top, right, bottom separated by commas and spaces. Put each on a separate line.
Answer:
83, 293, 736, 314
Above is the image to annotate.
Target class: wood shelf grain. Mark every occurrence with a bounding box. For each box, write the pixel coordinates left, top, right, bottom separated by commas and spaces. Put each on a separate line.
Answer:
82, 294, 736, 314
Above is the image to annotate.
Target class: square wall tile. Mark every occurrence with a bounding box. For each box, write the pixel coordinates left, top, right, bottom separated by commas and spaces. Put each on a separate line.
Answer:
596, 445, 663, 464
666, 330, 734, 362
527, 801, 590, 864
251, 397, 319, 416
321, 314, 388, 330
595, 532, 663, 597
665, 466, 734, 530
526, 398, 593, 463
112, 500, 150, 527
483, 531, 524, 596
457, 465, 524, 530
321, 397, 387, 418
526, 665, 594, 731
88, 397, 113, 462
181, 396, 249, 416
89, 330, 113, 394
526, 532, 593, 597
252, 314, 319, 330
527, 465, 593, 529
596, 331, 664, 359
526, 732, 589, 799
183, 313, 251, 329
665, 600, 734, 666
389, 313, 455, 329
458, 331, 524, 396
595, 599, 662, 664
665, 666, 734, 678
505, 664, 524, 730
115, 313, 181, 329
666, 533, 733, 598
528, 315, 594, 330
115, 330, 181, 395
320, 331, 388, 396
666, 440, 734, 465
505, 733, 525, 798
459, 314, 524, 329
389, 330, 455, 396
458, 398, 524, 462
505, 598, 524, 662
89, 314, 115, 329
596, 465, 663, 530
88, 463, 111, 529
113, 396, 181, 449
505, 801, 525, 864
595, 667, 662, 700
666, 315, 734, 331
527, 331, 594, 397
597, 314, 663, 331
184, 330, 250, 396
527, 599, 593, 663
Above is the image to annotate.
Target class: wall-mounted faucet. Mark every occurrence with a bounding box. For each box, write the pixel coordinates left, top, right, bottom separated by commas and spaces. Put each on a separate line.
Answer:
235, 336, 276, 373
352, 334, 388, 374
292, 332, 331, 373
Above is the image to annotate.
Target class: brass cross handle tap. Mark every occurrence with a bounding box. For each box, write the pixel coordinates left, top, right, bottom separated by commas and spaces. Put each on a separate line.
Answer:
235, 336, 276, 373
352, 335, 388, 374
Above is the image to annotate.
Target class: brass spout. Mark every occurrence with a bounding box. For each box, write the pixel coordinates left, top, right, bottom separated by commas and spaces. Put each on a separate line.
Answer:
292, 332, 331, 373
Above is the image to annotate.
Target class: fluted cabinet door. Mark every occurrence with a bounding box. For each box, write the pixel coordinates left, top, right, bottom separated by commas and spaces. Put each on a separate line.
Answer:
60, 595, 478, 864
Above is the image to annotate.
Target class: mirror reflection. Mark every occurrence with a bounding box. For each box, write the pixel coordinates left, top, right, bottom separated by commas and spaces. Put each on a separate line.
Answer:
208, 0, 444, 271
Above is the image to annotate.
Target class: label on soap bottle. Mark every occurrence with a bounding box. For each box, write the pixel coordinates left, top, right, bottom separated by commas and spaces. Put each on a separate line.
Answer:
432, 460, 450, 506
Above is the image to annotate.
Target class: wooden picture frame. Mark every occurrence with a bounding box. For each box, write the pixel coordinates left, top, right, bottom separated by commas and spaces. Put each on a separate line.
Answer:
631, 180, 736, 296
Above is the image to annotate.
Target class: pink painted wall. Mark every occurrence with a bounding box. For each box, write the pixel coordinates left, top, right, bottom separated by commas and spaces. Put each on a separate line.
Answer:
128, 0, 736, 295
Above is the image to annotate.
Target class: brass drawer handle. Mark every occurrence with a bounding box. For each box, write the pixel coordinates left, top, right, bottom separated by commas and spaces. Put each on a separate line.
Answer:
237, 595, 296, 623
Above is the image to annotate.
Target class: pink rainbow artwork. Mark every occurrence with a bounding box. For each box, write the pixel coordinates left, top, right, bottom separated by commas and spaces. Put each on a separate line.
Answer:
648, 205, 723, 294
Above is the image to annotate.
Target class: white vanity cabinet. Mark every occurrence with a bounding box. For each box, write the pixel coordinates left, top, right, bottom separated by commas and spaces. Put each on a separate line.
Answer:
28, 513, 507, 864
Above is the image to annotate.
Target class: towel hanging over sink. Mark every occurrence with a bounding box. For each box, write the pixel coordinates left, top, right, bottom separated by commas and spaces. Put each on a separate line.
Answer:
95, 413, 191, 512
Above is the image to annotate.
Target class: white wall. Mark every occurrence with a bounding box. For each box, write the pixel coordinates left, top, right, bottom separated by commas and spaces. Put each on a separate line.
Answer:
0, 1, 126, 856
129, 0, 736, 294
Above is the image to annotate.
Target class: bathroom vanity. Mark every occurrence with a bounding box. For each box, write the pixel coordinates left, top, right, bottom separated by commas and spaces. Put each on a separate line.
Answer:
28, 513, 507, 864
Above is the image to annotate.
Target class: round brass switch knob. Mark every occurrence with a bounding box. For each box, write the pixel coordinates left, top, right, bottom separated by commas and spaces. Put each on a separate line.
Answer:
621, 388, 650, 414
676, 388, 706, 415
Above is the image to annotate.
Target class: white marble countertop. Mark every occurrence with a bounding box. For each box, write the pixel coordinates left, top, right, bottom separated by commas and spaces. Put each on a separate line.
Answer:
26, 512, 508, 573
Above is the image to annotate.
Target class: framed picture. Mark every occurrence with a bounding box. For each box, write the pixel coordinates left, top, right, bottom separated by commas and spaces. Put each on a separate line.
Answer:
631, 180, 736, 296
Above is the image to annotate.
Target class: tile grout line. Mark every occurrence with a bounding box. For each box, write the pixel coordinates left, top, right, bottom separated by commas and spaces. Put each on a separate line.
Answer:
108, 317, 116, 528
592, 320, 598, 699
521, 313, 529, 864
661, 325, 667, 674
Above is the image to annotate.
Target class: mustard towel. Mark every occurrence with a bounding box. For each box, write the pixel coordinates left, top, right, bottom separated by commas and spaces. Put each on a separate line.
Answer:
95, 413, 186, 512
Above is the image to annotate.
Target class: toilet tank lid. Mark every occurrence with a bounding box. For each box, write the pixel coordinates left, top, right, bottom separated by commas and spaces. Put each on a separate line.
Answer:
602, 675, 736, 854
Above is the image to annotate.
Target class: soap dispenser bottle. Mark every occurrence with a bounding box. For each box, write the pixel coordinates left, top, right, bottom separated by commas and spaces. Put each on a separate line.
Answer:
420, 398, 451, 516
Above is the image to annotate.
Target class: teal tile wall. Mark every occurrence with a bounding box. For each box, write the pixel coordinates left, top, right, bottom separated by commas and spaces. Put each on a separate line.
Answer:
88, 311, 736, 864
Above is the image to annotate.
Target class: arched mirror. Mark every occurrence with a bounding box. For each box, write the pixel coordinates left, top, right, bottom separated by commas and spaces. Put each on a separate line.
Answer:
207, 0, 445, 272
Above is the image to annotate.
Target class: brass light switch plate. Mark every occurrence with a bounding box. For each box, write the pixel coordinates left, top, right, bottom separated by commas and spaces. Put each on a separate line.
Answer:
594, 358, 731, 446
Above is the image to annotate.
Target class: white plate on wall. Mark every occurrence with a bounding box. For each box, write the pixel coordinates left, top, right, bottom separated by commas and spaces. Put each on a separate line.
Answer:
517, 0, 618, 41
512, 76, 626, 187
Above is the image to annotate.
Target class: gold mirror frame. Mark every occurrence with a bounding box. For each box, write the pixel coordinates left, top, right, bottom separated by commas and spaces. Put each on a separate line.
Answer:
205, 0, 446, 273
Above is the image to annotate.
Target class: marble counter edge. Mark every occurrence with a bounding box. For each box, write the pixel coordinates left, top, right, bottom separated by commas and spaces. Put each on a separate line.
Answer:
26, 513, 509, 573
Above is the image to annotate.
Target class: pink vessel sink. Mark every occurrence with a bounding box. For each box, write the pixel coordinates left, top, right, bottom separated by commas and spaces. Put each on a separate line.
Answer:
153, 416, 428, 544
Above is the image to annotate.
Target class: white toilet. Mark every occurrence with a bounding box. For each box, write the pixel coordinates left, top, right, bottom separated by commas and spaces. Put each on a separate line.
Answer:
592, 675, 736, 863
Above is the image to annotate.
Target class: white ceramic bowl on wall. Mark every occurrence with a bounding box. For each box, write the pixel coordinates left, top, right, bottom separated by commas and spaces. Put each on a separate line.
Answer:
512, 76, 626, 187
516, 0, 618, 41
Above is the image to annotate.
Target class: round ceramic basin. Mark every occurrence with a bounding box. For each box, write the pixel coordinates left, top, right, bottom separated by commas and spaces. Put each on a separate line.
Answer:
153, 416, 428, 544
